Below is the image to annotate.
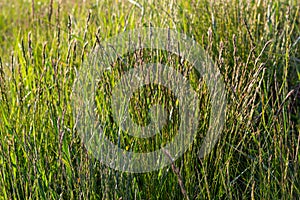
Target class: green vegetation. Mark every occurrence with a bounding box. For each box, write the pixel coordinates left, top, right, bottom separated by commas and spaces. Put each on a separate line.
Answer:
0, 0, 299, 199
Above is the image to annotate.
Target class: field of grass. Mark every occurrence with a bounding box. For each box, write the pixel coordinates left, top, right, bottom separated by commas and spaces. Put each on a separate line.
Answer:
0, 0, 299, 199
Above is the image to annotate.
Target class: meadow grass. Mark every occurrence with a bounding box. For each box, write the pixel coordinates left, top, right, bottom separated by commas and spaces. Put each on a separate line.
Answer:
0, 0, 299, 199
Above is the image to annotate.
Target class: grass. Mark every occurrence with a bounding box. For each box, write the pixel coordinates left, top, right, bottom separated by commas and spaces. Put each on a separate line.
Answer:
0, 0, 299, 199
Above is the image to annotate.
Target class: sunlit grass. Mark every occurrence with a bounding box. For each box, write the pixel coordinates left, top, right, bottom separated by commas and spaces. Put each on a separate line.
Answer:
0, 0, 299, 199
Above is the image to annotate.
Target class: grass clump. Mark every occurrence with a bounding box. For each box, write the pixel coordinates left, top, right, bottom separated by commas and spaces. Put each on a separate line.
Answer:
0, 0, 299, 199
